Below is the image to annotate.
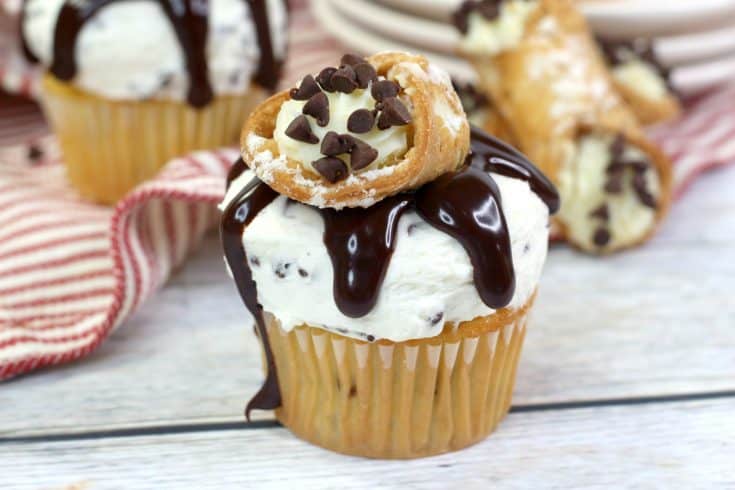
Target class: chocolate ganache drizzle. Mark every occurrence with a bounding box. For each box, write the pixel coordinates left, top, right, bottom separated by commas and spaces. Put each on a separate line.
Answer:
221, 127, 559, 415
20, 0, 285, 107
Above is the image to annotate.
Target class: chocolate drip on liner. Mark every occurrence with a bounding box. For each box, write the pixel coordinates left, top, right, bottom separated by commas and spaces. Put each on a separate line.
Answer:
223, 128, 558, 413
20, 0, 285, 107
221, 178, 280, 419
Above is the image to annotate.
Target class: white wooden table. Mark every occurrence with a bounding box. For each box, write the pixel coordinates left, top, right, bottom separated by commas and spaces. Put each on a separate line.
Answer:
2, 166, 734, 489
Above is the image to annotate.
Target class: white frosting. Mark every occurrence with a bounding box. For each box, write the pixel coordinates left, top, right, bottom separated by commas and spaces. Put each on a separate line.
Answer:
234, 174, 550, 342
459, 1, 538, 56
557, 134, 660, 251
22, 0, 288, 101
273, 80, 409, 175
613, 60, 668, 101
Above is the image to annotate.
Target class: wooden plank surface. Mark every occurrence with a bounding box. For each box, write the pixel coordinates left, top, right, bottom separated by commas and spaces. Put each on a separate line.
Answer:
4, 398, 734, 489
2, 166, 735, 438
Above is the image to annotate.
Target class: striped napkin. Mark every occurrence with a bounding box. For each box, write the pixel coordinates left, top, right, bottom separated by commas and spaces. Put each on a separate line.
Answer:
1, 2, 734, 380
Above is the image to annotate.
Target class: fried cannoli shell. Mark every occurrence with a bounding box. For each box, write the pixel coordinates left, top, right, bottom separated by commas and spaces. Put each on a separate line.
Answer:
463, 0, 673, 250
241, 52, 470, 209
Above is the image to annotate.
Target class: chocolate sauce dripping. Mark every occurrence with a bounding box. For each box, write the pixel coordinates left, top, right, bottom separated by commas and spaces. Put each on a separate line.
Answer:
20, 0, 286, 106
227, 156, 249, 188
468, 126, 560, 213
220, 178, 280, 418
416, 160, 514, 308
247, 0, 282, 91
320, 196, 412, 318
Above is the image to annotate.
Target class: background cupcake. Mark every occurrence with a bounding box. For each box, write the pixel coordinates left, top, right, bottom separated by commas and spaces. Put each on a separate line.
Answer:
20, 0, 288, 204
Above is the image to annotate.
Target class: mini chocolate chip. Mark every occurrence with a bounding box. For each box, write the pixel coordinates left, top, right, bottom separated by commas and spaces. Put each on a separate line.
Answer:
285, 115, 319, 144
604, 175, 623, 194
606, 162, 626, 175
610, 133, 626, 158
321, 131, 354, 156
593, 228, 611, 247
249, 256, 260, 267
349, 139, 378, 171
27, 145, 43, 161
290, 74, 321, 100
298, 268, 309, 278
451, 2, 474, 34
628, 160, 649, 174
316, 67, 337, 92
371, 80, 399, 101
367, 335, 375, 342
354, 63, 377, 89
377, 97, 412, 129
407, 223, 421, 235
274, 262, 291, 278
302, 92, 330, 127
347, 109, 375, 133
313, 156, 349, 183
590, 203, 610, 221
337, 327, 348, 334
523, 243, 531, 254
290, 75, 321, 100
330, 65, 358, 93
477, 3, 501, 21
340, 53, 366, 67
633, 173, 657, 208
428, 312, 444, 326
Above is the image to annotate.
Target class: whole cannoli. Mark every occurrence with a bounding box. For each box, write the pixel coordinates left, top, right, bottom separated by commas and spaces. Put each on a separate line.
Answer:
454, 0, 672, 253
241, 52, 470, 208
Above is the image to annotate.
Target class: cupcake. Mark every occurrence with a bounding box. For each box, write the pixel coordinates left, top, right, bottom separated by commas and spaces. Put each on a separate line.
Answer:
221, 52, 559, 458
20, 0, 288, 204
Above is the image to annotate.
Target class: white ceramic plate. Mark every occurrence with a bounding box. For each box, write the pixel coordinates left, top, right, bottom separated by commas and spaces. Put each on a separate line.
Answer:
333, 0, 735, 67
376, 0, 735, 36
316, 0, 735, 95
312, 0, 476, 81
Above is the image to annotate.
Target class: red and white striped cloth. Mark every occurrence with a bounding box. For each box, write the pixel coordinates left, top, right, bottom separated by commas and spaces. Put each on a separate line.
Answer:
1, 1, 735, 380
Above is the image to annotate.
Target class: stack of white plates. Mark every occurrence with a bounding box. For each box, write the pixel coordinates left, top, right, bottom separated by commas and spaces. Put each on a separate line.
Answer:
312, 0, 735, 95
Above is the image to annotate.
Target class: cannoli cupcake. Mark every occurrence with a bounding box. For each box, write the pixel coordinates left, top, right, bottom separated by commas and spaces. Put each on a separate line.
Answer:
221, 52, 559, 458
453, 0, 673, 253
20, 0, 288, 204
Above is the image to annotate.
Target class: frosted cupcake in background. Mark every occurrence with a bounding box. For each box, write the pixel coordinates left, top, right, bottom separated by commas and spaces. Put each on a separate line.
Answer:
221, 52, 559, 458
20, 0, 288, 204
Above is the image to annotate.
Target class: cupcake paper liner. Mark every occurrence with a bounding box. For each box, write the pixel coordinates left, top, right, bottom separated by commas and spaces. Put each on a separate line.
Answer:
263, 301, 533, 459
41, 74, 265, 204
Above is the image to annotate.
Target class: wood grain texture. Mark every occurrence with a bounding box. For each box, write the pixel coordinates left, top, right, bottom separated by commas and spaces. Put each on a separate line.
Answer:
2, 167, 734, 438
4, 399, 734, 489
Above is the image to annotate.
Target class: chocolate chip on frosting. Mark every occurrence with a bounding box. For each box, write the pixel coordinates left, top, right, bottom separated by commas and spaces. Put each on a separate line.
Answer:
593, 228, 611, 247
321, 131, 353, 156
330, 65, 358, 93
317, 67, 337, 92
590, 204, 610, 221
354, 63, 378, 89
340, 53, 367, 67
313, 156, 349, 183
285, 115, 319, 144
349, 138, 379, 170
347, 109, 376, 133
303, 92, 330, 127
290, 74, 321, 100
371, 80, 400, 102
377, 97, 412, 129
